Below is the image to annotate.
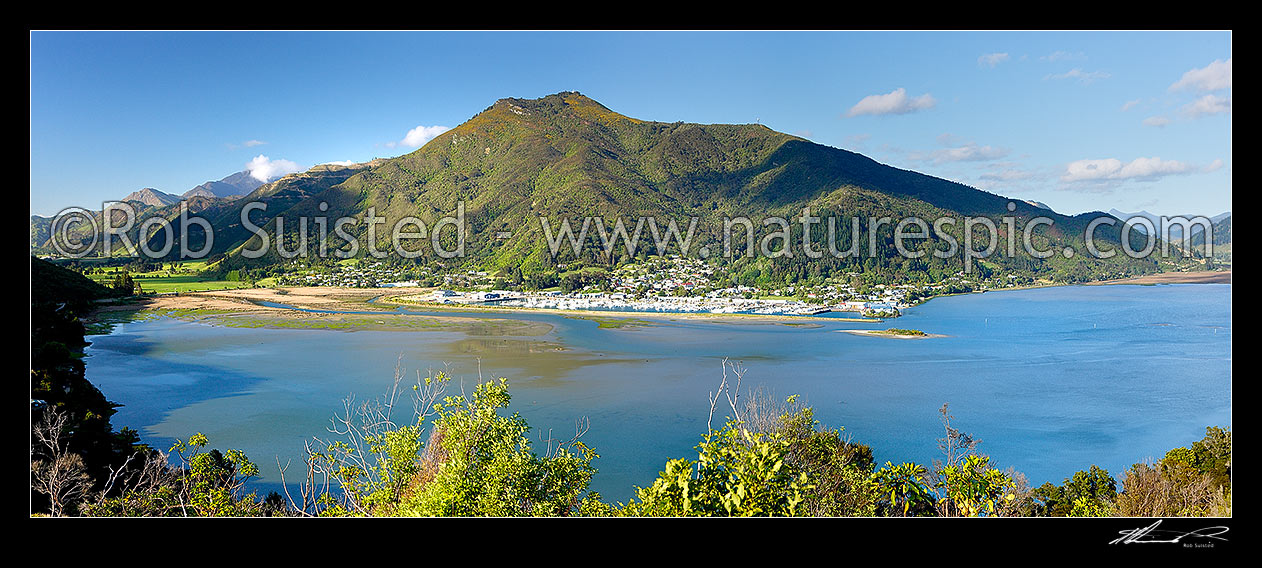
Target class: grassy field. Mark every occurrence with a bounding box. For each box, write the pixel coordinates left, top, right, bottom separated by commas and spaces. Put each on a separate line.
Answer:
87, 259, 258, 293
89, 273, 255, 293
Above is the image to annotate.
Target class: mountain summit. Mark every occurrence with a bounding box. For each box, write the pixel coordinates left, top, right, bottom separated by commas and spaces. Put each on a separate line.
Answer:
182, 170, 266, 199
121, 187, 181, 208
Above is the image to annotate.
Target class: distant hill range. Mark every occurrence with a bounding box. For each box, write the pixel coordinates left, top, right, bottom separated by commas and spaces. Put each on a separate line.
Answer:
1104, 209, 1230, 261
31, 162, 377, 256
1184, 214, 1231, 257
1107, 209, 1230, 240
35, 92, 1163, 283
32, 170, 269, 252
120, 171, 265, 204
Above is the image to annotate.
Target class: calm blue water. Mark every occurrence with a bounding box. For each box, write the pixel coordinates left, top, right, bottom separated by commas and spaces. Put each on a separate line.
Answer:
84, 284, 1231, 502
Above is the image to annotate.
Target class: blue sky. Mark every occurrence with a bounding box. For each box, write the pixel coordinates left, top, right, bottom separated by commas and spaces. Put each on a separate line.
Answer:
30, 31, 1231, 217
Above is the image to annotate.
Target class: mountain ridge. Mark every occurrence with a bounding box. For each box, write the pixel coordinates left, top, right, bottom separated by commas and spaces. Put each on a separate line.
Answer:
182, 170, 266, 199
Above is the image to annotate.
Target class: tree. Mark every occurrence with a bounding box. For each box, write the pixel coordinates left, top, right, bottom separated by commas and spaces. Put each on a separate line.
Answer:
289, 363, 602, 517
111, 271, 136, 294
623, 361, 814, 517
872, 461, 932, 517
397, 378, 602, 516
739, 388, 880, 516
1028, 465, 1118, 517
83, 433, 275, 517
933, 454, 1018, 517
31, 408, 93, 516
1113, 427, 1232, 517
1189, 426, 1231, 492
292, 361, 449, 516
927, 403, 1023, 517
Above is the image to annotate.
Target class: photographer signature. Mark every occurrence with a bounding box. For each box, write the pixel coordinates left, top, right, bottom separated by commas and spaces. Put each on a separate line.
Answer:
1109, 520, 1229, 545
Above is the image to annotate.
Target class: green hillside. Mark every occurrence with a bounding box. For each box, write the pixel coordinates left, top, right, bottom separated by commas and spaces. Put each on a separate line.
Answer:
31, 256, 118, 309
197, 92, 1153, 282
1185, 214, 1231, 250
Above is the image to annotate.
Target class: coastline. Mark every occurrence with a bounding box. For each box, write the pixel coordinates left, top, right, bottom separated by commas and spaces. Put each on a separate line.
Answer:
86, 269, 1229, 332
911, 269, 1231, 309
86, 286, 883, 331
837, 329, 946, 339
1085, 269, 1232, 286
84, 287, 551, 334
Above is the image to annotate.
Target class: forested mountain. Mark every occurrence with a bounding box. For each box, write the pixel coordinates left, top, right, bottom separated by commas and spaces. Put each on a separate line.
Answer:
36, 92, 1159, 283
204, 92, 1155, 282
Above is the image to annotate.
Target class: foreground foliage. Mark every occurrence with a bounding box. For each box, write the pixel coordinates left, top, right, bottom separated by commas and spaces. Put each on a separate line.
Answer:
623, 420, 814, 517
33, 360, 1230, 518
286, 370, 604, 517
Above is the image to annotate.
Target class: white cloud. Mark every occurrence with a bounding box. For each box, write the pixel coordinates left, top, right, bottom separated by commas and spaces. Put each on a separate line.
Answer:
388, 125, 451, 148
1062, 157, 1195, 183
321, 160, 357, 167
1062, 159, 1122, 183
245, 155, 302, 182
978, 52, 1009, 68
907, 134, 1008, 164
1204, 159, 1224, 173
1116, 157, 1195, 179
1120, 99, 1141, 112
1044, 68, 1111, 84
1142, 116, 1170, 127
1182, 94, 1231, 118
846, 88, 936, 117
1041, 51, 1085, 62
1170, 58, 1232, 92
918, 143, 1009, 164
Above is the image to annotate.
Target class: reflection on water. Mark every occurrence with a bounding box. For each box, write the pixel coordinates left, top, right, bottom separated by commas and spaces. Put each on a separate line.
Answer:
85, 284, 1231, 502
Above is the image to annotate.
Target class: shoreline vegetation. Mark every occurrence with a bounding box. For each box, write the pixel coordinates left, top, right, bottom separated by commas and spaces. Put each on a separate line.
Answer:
909, 269, 1230, 308
837, 329, 944, 339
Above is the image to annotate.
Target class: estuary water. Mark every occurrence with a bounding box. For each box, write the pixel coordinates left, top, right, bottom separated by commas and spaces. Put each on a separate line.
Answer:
84, 283, 1231, 502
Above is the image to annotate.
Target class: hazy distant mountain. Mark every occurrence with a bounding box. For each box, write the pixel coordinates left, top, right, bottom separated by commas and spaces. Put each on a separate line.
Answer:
1108, 209, 1160, 228
182, 170, 265, 199
1185, 214, 1231, 253
121, 187, 181, 208
1107, 209, 1229, 241
31, 170, 275, 254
